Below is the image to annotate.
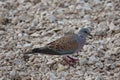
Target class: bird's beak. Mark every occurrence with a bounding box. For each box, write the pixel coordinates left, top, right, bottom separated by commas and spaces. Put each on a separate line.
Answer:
88, 33, 93, 39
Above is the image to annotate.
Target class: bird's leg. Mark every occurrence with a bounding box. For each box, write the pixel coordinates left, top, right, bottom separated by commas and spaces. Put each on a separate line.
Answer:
67, 56, 79, 62
63, 57, 73, 66
62, 56, 79, 66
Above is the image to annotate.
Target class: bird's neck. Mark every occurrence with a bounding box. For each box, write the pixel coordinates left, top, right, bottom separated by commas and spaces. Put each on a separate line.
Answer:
78, 34, 86, 39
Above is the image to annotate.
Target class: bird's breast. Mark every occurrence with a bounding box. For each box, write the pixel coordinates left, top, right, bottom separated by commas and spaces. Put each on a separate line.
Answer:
76, 36, 86, 52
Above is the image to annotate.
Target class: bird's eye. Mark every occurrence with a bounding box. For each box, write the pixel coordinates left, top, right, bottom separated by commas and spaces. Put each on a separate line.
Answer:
84, 31, 88, 33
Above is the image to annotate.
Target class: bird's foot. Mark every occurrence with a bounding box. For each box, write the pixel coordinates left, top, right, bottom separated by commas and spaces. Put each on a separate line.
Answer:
63, 56, 79, 66
67, 56, 79, 62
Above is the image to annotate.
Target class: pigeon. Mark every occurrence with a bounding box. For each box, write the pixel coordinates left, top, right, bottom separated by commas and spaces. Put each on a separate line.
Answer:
24, 27, 92, 65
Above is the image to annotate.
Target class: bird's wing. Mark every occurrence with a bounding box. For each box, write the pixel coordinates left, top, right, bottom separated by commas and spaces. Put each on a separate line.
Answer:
46, 34, 79, 54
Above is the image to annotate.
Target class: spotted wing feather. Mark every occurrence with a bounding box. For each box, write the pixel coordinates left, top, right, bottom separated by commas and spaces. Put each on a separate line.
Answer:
46, 34, 79, 54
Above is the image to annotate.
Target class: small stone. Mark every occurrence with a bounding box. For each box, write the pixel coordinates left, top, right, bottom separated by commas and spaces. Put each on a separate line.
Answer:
17, 0, 25, 3
116, 62, 120, 67
95, 22, 109, 36
57, 21, 65, 25
31, 33, 39, 37
0, 31, 5, 35
105, 2, 114, 10
112, 33, 120, 47
18, 33, 23, 37
56, 8, 65, 14
109, 22, 120, 32
10, 70, 16, 77
110, 64, 116, 69
112, 47, 120, 55
97, 40, 107, 45
84, 15, 91, 19
66, 73, 73, 79
10, 70, 21, 80
64, 28, 74, 35
11, 17, 19, 24
57, 64, 68, 72
85, 76, 92, 80
76, 0, 82, 3
76, 5, 82, 9
106, 64, 116, 70
23, 43, 32, 48
83, 3, 92, 10
0, 77, 5, 80
79, 58, 87, 65
24, 33, 28, 36
30, 0, 40, 4
95, 75, 103, 80
69, 5, 75, 11
46, 59, 56, 65
88, 55, 98, 64
19, 14, 32, 22
48, 15, 57, 22
19, 72, 28, 76
33, 45, 41, 48
0, 0, 6, 2
95, 62, 104, 68
49, 72, 57, 80
2, 66, 12, 71
16, 43, 22, 48
14, 59, 22, 65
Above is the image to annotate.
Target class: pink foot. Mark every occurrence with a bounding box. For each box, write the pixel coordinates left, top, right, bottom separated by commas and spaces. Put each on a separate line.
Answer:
67, 56, 79, 62
63, 56, 79, 66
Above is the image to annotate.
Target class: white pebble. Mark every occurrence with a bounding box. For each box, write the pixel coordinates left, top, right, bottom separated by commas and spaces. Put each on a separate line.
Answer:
10, 70, 16, 77
88, 55, 98, 64
79, 58, 87, 65
23, 43, 32, 48
18, 33, 23, 37
48, 15, 57, 22
31, 33, 39, 37
0, 31, 4, 35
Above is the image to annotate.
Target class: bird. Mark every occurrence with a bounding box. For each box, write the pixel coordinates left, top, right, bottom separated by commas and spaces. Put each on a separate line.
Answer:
24, 27, 92, 65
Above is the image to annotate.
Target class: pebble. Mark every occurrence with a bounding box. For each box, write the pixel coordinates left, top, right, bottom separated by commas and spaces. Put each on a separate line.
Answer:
95, 22, 109, 36
95, 62, 104, 68
23, 43, 32, 48
48, 14, 57, 23
76, 5, 82, 9
10, 70, 16, 77
83, 3, 92, 10
112, 33, 120, 47
57, 64, 68, 72
49, 72, 57, 80
112, 47, 120, 55
46, 59, 56, 65
93, 0, 102, 4
116, 62, 120, 67
88, 55, 98, 64
11, 17, 19, 24
109, 22, 120, 33
0, 30, 5, 35
79, 58, 87, 65
31, 33, 40, 37
18, 33, 23, 37
95, 75, 103, 80
16, 43, 22, 48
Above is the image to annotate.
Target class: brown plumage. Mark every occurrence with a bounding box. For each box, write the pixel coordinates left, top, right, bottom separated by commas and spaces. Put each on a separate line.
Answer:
24, 27, 92, 65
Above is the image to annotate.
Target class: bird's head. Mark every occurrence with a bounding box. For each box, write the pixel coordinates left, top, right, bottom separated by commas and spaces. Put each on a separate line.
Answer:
78, 27, 92, 38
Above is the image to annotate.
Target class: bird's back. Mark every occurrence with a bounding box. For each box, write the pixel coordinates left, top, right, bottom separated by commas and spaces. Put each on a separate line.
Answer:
46, 34, 80, 55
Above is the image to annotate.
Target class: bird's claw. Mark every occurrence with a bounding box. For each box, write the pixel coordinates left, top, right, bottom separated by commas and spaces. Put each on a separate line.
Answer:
63, 56, 79, 66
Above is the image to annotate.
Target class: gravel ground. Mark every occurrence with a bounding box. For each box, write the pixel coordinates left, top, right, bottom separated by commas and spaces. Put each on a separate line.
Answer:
0, 0, 120, 80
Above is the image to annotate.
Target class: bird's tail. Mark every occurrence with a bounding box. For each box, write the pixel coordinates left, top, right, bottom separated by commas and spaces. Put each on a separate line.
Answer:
24, 47, 61, 55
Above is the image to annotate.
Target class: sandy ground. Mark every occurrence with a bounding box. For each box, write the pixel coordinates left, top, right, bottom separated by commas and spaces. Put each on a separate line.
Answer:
0, 0, 120, 80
